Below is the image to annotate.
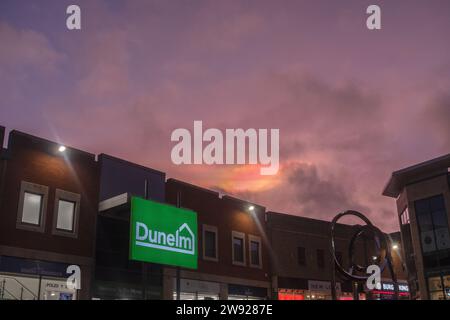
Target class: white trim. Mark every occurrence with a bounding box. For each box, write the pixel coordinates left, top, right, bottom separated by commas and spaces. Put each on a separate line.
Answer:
231, 231, 246, 266
52, 189, 81, 238
16, 181, 48, 233
98, 193, 128, 212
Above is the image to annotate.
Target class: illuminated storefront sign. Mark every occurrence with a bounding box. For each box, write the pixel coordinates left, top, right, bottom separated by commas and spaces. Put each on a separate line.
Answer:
308, 280, 341, 293
372, 282, 410, 299
278, 289, 305, 300
129, 197, 198, 269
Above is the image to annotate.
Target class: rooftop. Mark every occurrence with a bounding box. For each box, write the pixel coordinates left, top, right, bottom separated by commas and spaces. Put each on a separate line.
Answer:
382, 153, 450, 198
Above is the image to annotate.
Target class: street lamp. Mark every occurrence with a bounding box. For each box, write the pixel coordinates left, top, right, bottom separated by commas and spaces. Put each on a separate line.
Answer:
392, 244, 399, 250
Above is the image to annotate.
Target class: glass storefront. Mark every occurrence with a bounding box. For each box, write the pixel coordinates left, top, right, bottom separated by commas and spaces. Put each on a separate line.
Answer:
228, 284, 268, 300
172, 292, 219, 300
277, 288, 353, 300
0, 273, 77, 300
0, 256, 78, 300
171, 279, 268, 300
428, 274, 450, 300
172, 278, 221, 300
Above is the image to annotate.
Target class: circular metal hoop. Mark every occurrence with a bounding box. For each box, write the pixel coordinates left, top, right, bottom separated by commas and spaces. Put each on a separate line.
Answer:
330, 210, 392, 281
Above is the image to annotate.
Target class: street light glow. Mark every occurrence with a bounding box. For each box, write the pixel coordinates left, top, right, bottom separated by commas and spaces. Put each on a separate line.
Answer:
392, 244, 399, 250
248, 205, 255, 211
58, 145, 66, 153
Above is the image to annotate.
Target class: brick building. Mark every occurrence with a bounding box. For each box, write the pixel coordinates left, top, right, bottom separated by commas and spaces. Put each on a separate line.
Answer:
164, 179, 271, 300
267, 212, 409, 300
0, 129, 99, 300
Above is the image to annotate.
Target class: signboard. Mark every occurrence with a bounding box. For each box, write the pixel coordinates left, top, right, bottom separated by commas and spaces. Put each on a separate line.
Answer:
129, 197, 198, 269
308, 280, 341, 293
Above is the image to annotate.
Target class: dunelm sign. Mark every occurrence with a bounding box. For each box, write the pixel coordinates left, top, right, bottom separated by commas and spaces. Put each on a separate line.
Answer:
129, 197, 198, 269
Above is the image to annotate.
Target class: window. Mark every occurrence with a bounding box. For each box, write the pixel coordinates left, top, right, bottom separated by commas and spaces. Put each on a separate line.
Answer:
415, 195, 450, 256
317, 249, 325, 268
52, 189, 80, 237
56, 200, 75, 231
232, 231, 246, 266
297, 247, 306, 266
203, 224, 218, 261
16, 181, 48, 232
22, 193, 43, 225
428, 275, 450, 300
249, 235, 262, 268
400, 207, 410, 225
400, 206, 417, 276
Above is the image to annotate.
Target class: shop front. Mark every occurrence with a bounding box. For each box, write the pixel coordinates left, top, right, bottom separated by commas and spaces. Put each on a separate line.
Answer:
172, 278, 220, 300
93, 196, 165, 300
227, 284, 268, 300
307, 280, 340, 300
276, 278, 353, 300
370, 281, 410, 300
426, 273, 450, 300
0, 256, 78, 300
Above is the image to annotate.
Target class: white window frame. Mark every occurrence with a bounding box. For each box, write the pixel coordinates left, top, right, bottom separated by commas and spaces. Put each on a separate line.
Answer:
16, 181, 48, 233
232, 231, 246, 266
248, 234, 262, 268
202, 224, 219, 262
52, 189, 80, 238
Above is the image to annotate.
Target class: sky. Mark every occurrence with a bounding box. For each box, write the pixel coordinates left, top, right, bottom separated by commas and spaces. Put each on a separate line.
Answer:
1, 0, 449, 232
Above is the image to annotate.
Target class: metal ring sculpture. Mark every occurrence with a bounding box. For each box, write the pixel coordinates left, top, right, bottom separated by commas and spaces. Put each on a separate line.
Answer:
330, 210, 398, 298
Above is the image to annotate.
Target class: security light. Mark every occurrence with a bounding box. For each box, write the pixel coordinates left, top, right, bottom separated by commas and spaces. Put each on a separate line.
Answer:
58, 145, 66, 153
248, 205, 255, 211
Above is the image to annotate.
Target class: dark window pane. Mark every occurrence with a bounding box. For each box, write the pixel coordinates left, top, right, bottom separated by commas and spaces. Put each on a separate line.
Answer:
233, 237, 244, 262
204, 230, 216, 258
297, 247, 306, 266
415, 195, 450, 256
250, 241, 260, 266
417, 210, 433, 232
317, 249, 325, 268
438, 250, 450, 267
430, 196, 446, 212
423, 253, 439, 269
432, 210, 449, 229
415, 199, 429, 215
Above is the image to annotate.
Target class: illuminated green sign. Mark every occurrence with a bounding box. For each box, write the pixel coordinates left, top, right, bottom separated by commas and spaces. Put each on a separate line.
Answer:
129, 197, 198, 269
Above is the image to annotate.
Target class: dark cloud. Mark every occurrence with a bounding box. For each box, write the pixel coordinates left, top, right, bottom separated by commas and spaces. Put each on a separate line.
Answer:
286, 162, 369, 216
